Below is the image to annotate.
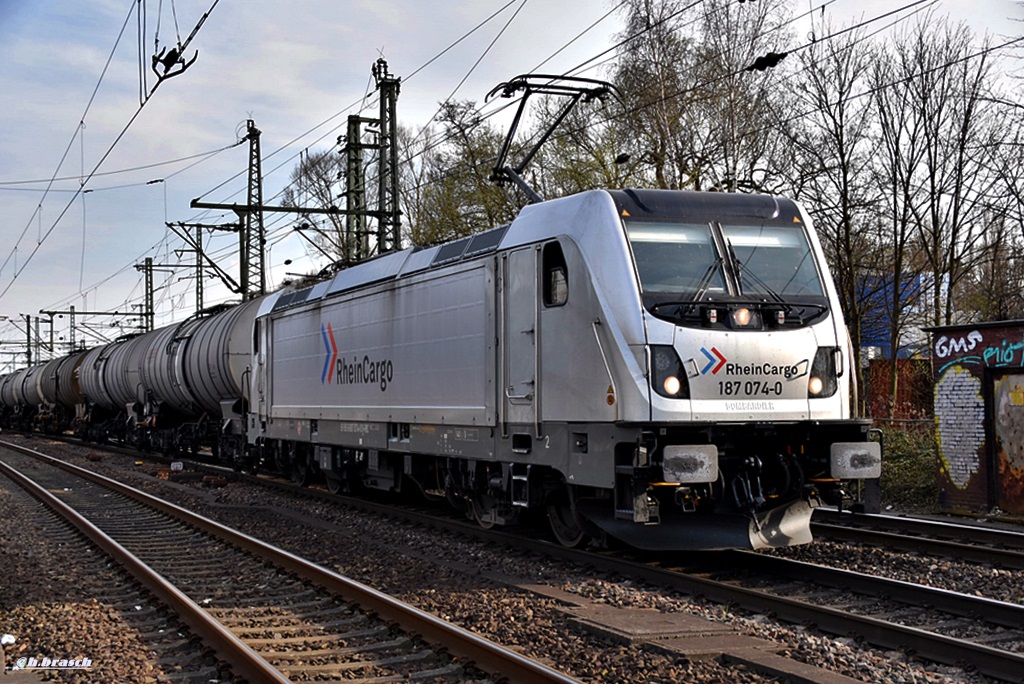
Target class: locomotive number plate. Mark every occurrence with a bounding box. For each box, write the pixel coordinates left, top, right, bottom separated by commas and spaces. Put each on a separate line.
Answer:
717, 380, 785, 396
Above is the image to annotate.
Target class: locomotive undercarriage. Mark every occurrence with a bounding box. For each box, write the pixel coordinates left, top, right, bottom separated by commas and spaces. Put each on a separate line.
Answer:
578, 420, 880, 549
0, 398, 876, 551
237, 416, 877, 550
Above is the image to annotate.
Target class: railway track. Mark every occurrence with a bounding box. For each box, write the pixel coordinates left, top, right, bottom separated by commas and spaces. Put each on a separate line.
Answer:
812, 508, 1024, 569
457, 529, 1024, 682
11, 433, 1024, 682
286, 486, 1024, 682
692, 551, 1024, 682
0, 439, 577, 683
187, 457, 1024, 682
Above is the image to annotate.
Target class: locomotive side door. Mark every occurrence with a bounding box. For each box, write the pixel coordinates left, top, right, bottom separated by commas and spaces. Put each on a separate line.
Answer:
253, 317, 268, 427
501, 246, 539, 434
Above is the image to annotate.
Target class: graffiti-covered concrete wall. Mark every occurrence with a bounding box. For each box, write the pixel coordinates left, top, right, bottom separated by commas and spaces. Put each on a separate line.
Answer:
928, 322, 1024, 514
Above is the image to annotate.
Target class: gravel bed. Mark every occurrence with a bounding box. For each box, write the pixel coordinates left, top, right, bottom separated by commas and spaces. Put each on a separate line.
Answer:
3, 436, 1004, 683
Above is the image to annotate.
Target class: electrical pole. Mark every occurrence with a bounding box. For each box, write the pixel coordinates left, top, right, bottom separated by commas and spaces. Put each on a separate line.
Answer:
133, 257, 155, 332
190, 70, 405, 286
194, 225, 203, 311
185, 121, 265, 302
23, 314, 31, 366
343, 115, 375, 262
39, 306, 143, 351
372, 58, 401, 255
244, 120, 266, 300
167, 221, 239, 309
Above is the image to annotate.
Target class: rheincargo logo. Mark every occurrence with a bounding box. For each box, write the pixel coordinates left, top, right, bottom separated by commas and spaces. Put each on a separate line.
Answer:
336, 355, 394, 391
321, 323, 394, 391
724, 361, 807, 379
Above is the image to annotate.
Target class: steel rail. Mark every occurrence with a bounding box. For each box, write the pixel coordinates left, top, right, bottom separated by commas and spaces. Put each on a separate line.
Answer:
721, 550, 1024, 628
0, 458, 290, 684
566, 548, 1024, 683
814, 509, 1024, 550
0, 438, 579, 684
285, 487, 1024, 683
19, 435, 1023, 681
811, 522, 1024, 570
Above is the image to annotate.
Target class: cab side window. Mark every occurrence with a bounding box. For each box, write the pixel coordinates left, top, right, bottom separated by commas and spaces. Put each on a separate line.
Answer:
543, 241, 568, 307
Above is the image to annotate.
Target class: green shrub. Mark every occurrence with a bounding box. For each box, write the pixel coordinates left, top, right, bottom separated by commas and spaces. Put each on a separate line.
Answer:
877, 421, 937, 511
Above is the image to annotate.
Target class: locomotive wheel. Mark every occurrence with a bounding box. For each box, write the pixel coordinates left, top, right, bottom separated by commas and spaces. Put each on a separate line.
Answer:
326, 474, 345, 495
292, 458, 311, 487
547, 488, 587, 548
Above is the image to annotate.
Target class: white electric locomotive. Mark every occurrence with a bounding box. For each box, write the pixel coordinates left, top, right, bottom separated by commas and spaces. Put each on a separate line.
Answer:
247, 188, 881, 550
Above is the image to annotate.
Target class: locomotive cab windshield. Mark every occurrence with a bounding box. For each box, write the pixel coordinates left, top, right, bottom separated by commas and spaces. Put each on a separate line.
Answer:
624, 210, 830, 329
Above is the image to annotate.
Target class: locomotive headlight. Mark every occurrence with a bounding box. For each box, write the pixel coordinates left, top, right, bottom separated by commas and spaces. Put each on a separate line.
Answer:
808, 347, 839, 398
728, 306, 761, 329
650, 345, 690, 399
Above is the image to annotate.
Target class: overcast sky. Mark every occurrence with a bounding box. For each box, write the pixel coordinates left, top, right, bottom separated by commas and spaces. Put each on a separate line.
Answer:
0, 0, 1019, 362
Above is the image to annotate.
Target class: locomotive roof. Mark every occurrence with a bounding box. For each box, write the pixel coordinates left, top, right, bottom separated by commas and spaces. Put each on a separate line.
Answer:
607, 189, 800, 224
263, 188, 802, 315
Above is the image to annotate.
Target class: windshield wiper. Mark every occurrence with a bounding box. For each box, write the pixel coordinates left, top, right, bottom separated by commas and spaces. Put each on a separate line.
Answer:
648, 257, 724, 318
685, 256, 724, 314
727, 240, 788, 308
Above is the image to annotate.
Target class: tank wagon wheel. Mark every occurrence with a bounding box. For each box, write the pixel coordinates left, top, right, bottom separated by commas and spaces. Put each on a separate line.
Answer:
547, 486, 588, 548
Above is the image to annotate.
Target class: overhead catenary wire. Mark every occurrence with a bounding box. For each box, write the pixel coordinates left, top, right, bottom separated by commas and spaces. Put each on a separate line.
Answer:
0, 0, 223, 306
192, 0, 936, 276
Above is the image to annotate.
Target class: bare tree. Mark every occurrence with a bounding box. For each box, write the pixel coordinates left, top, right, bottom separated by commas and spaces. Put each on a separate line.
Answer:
685, 0, 794, 192
781, 25, 882, 414
409, 101, 518, 245
896, 19, 1004, 326
611, 0, 698, 189
869, 23, 936, 418
281, 148, 351, 264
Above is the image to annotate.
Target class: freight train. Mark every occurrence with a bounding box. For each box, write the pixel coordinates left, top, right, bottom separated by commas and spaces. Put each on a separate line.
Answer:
0, 188, 881, 550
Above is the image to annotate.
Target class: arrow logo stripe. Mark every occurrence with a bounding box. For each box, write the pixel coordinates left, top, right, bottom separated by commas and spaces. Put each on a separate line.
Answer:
699, 346, 728, 375
700, 347, 716, 375
321, 324, 340, 384
711, 347, 727, 374
327, 323, 338, 383
321, 324, 331, 384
